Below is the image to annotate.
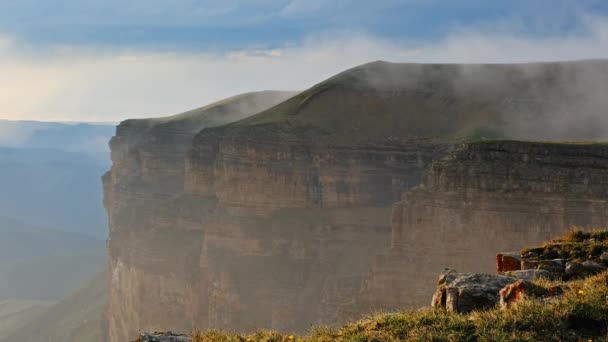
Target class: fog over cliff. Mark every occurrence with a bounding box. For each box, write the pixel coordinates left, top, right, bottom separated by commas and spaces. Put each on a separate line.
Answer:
355, 60, 608, 141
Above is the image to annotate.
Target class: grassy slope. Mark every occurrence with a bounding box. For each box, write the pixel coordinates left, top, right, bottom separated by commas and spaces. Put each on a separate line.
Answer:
0, 217, 105, 301
120, 90, 298, 137
0, 300, 54, 341
192, 230, 608, 342
227, 60, 608, 145
0, 272, 106, 342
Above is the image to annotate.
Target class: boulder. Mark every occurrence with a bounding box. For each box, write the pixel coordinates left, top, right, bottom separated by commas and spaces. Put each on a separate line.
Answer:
565, 261, 607, 280
505, 269, 552, 281
600, 252, 608, 262
496, 253, 522, 273
520, 258, 564, 275
431, 269, 516, 313
134, 332, 191, 342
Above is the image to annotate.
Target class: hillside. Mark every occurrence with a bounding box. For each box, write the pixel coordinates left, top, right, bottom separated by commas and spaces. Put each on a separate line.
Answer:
0, 300, 53, 341
113, 90, 297, 148
0, 217, 105, 300
0, 218, 105, 341
0, 273, 107, 342
231, 60, 608, 144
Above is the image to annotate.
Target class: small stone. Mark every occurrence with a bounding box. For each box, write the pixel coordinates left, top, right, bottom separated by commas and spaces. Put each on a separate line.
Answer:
582, 260, 607, 272
600, 252, 608, 262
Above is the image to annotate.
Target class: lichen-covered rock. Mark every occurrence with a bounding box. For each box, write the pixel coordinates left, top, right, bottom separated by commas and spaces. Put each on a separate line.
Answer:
134, 332, 191, 342
432, 269, 516, 313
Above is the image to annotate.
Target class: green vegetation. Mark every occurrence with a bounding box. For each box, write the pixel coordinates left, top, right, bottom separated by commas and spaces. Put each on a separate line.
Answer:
226, 61, 608, 145
120, 91, 296, 136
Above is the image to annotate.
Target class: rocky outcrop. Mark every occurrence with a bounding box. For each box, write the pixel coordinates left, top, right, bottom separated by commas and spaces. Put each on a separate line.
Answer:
360, 141, 608, 313
431, 269, 516, 313
432, 230, 608, 313
104, 60, 608, 341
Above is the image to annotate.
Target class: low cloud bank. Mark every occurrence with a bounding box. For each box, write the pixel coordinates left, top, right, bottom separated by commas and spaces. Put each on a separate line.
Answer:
1, 16, 608, 122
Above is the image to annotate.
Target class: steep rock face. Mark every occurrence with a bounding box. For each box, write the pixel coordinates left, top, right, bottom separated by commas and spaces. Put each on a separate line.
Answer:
360, 141, 608, 312
103, 91, 297, 342
104, 60, 608, 341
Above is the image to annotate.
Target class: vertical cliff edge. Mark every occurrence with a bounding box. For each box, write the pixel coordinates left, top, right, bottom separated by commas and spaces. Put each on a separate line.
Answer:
103, 60, 608, 341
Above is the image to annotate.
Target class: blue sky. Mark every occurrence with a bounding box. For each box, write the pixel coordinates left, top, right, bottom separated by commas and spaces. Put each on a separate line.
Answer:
2, 0, 608, 51
1, 0, 608, 121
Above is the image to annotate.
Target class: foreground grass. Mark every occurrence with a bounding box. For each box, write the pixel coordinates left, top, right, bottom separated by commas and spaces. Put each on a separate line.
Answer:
192, 272, 608, 342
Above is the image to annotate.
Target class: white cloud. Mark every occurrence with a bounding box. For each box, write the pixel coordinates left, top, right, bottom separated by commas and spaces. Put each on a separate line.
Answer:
0, 34, 12, 49
117, 55, 139, 62
1, 16, 608, 122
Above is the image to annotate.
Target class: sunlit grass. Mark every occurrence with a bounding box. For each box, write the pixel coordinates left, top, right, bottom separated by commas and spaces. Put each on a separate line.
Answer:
191, 271, 608, 342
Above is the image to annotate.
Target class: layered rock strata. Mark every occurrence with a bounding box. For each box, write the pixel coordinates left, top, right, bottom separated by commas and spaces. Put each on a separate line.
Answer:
186, 131, 447, 332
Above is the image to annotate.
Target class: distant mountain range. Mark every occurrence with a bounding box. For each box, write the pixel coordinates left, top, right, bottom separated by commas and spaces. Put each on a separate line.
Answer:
0, 120, 111, 339
0, 120, 114, 153
0, 120, 114, 238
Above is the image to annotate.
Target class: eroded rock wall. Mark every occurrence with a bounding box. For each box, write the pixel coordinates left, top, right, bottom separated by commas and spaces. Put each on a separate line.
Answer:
105, 128, 446, 341
103, 92, 297, 342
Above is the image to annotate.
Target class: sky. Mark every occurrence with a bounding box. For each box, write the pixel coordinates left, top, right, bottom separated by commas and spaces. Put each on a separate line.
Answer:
2, 0, 608, 122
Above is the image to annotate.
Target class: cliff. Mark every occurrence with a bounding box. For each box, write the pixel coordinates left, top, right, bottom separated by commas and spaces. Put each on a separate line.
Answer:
103, 91, 296, 342
104, 60, 608, 341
